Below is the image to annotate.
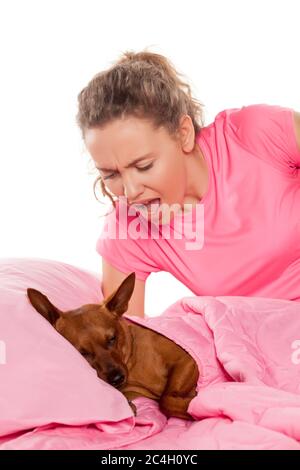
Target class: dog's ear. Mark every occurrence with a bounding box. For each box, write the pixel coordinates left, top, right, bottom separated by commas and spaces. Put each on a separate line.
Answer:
104, 272, 136, 317
27, 288, 63, 325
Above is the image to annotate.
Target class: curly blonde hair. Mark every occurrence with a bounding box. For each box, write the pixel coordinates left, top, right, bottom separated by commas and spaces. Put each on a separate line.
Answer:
76, 48, 205, 212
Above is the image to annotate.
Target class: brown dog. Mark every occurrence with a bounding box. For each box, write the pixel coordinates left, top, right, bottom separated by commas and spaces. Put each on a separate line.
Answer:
27, 272, 199, 420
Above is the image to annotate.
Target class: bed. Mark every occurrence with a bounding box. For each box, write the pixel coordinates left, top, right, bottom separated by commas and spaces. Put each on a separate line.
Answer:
1, 258, 300, 450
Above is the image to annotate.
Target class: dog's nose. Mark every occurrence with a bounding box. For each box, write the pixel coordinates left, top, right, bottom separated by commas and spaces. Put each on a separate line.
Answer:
108, 371, 125, 387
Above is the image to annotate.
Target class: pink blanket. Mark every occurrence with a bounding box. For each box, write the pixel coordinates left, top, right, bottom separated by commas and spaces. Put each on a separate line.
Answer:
2, 258, 300, 449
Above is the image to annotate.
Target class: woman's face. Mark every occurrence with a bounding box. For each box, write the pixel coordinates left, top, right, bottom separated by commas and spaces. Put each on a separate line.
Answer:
84, 115, 199, 224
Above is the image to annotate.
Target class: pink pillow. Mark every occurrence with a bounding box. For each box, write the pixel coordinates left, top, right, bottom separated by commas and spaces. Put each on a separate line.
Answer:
0, 257, 133, 437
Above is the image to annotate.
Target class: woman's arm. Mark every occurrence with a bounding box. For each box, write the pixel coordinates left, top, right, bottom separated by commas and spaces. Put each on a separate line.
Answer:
101, 258, 146, 318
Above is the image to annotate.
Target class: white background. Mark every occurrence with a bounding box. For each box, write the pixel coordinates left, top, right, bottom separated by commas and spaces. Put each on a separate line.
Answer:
0, 0, 299, 315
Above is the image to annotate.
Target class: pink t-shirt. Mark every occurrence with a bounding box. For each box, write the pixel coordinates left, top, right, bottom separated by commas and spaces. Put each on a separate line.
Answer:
96, 104, 300, 301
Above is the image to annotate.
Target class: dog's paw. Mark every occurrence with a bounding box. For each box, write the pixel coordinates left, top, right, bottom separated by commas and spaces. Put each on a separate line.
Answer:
128, 400, 137, 416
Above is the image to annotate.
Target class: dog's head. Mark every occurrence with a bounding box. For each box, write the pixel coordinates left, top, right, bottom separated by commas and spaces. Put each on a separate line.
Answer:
27, 273, 136, 389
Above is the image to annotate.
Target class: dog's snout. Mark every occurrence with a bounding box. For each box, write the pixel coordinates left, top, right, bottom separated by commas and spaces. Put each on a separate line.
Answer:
108, 370, 125, 387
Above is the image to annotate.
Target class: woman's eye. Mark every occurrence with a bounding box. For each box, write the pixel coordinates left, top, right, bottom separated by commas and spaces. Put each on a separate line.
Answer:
102, 163, 153, 180
103, 173, 117, 180
136, 163, 154, 172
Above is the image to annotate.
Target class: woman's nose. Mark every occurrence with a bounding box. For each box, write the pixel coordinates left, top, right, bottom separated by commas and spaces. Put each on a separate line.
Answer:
123, 176, 144, 202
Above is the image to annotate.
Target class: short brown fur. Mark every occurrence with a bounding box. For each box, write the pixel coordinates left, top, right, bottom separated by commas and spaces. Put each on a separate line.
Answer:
27, 273, 198, 420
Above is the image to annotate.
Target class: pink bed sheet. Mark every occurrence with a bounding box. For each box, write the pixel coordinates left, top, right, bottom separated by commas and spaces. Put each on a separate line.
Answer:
1, 258, 300, 449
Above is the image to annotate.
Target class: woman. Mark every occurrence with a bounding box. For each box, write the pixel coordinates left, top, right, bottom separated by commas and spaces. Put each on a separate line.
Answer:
76, 49, 300, 318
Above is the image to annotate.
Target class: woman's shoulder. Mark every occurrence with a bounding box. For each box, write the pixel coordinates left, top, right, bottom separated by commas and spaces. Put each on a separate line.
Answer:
212, 103, 299, 176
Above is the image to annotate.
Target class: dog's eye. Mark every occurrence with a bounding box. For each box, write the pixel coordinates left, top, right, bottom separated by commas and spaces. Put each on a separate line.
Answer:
80, 349, 92, 358
107, 335, 116, 347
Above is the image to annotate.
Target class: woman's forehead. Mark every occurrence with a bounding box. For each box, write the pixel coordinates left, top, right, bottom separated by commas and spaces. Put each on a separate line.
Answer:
85, 116, 158, 146
85, 120, 171, 168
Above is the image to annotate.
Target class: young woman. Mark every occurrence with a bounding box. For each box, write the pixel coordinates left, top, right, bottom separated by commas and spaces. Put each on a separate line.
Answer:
76, 49, 300, 318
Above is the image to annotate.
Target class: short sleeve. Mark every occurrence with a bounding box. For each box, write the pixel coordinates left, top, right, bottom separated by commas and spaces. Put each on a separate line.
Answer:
228, 103, 300, 176
96, 202, 161, 282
